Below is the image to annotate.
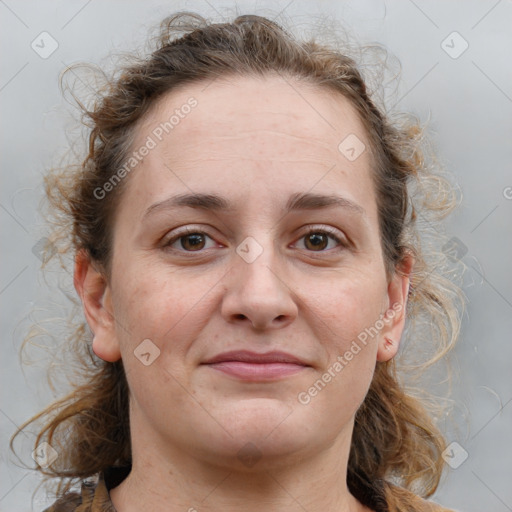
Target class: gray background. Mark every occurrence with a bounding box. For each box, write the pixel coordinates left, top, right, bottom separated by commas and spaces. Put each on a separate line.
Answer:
1, 1, 511, 511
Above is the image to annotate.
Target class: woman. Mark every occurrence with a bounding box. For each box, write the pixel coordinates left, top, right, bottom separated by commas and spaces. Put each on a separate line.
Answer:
13, 12, 462, 512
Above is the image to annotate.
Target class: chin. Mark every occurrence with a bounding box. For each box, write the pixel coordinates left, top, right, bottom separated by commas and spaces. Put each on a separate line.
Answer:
190, 401, 324, 469
198, 432, 318, 473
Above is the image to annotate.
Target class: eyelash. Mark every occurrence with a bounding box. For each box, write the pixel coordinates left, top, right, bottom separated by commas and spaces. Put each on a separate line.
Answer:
162, 225, 348, 253
299, 226, 347, 251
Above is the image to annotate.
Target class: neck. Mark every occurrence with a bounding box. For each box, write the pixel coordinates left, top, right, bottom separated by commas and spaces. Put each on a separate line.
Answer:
110, 419, 369, 512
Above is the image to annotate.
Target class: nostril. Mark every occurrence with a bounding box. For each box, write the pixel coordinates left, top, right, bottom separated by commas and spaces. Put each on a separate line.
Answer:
234, 314, 247, 320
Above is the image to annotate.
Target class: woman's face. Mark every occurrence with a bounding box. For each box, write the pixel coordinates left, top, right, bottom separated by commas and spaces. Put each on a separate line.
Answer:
82, 75, 409, 470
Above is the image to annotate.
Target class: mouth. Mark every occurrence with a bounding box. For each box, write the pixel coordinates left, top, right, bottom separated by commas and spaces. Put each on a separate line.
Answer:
201, 350, 310, 381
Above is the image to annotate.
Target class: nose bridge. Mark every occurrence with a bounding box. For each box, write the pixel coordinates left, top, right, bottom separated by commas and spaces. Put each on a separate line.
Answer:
235, 234, 284, 297
221, 233, 297, 329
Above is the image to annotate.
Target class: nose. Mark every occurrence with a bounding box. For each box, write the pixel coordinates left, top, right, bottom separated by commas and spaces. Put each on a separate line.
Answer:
220, 245, 298, 331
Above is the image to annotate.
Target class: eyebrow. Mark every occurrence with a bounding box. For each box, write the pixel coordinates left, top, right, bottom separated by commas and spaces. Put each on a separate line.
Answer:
143, 191, 365, 219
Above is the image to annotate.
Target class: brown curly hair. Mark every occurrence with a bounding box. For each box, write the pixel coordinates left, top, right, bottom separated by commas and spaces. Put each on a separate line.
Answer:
12, 12, 464, 512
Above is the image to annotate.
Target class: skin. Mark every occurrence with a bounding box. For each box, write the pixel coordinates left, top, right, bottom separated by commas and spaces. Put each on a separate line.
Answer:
75, 75, 412, 512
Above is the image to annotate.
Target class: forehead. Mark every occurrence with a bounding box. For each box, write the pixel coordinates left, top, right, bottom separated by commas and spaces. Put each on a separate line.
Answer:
119, 74, 376, 223
137, 74, 368, 153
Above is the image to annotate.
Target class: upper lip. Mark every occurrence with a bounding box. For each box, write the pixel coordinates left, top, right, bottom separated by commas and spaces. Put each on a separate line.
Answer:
202, 350, 309, 366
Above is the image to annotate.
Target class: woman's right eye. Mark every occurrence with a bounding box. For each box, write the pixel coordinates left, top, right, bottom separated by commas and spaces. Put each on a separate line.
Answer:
163, 230, 218, 252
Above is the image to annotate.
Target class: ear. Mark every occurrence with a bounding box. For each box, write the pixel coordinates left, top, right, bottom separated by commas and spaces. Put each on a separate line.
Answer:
74, 250, 121, 362
377, 254, 414, 362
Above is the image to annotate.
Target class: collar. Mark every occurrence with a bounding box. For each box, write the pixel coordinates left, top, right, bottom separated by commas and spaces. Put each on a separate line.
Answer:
79, 466, 131, 511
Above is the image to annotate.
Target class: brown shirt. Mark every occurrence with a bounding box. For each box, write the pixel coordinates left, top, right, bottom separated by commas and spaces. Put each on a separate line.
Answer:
43, 467, 130, 512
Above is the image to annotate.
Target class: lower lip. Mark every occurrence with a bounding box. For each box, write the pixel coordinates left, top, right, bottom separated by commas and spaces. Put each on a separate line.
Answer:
204, 362, 307, 381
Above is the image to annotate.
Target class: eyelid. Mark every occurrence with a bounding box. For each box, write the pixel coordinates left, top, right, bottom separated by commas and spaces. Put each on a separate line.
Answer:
161, 224, 350, 253
296, 224, 349, 248
161, 225, 220, 250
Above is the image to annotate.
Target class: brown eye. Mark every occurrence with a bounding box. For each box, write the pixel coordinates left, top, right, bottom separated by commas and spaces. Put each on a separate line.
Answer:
180, 233, 206, 251
164, 230, 217, 252
304, 232, 329, 251
295, 228, 344, 252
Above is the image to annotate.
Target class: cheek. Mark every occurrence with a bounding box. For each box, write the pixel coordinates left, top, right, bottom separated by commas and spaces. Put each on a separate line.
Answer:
297, 278, 383, 420
113, 267, 197, 336
312, 273, 387, 350
111, 265, 221, 380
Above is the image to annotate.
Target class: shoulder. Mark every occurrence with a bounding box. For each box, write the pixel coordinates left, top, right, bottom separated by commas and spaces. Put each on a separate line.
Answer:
42, 473, 114, 512
42, 467, 130, 512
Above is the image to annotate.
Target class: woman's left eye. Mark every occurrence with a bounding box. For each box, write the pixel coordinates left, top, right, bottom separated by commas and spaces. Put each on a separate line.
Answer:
294, 228, 345, 252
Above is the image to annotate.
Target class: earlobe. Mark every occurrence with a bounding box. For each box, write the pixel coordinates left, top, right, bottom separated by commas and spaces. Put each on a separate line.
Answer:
377, 336, 398, 362
74, 250, 121, 362
377, 255, 414, 362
